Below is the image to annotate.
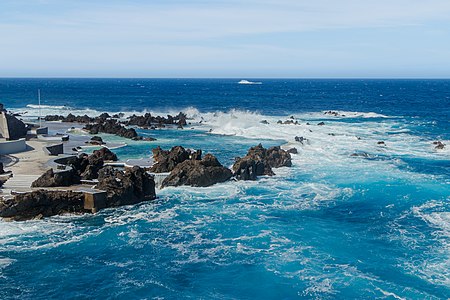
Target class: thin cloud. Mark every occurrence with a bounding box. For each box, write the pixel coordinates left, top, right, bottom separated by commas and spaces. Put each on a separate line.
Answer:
0, 0, 449, 77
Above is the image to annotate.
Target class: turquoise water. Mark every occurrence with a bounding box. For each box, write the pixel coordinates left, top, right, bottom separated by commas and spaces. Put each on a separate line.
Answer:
0, 79, 449, 299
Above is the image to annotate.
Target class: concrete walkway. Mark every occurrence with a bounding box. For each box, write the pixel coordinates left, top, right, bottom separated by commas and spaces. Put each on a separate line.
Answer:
1, 174, 40, 194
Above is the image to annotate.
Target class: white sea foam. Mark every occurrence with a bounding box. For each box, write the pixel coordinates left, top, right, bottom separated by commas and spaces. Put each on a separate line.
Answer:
16, 104, 202, 120
401, 200, 450, 287
13, 103, 448, 164
0, 257, 15, 269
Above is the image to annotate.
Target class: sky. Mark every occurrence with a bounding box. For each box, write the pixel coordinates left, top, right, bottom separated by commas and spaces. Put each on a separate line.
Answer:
1, 0, 450, 78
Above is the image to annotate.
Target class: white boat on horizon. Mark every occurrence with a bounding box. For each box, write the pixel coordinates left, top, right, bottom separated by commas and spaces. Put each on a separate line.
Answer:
238, 80, 262, 85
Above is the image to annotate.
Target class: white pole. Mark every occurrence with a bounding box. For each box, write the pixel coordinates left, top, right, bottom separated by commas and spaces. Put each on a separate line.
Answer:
38, 89, 42, 128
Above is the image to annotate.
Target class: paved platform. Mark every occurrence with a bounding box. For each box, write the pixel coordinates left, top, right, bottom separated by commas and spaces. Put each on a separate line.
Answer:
1, 174, 40, 195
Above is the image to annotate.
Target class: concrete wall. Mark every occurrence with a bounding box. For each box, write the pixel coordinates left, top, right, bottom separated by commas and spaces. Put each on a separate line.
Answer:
35, 127, 48, 135
0, 112, 9, 139
0, 138, 27, 155
44, 143, 64, 156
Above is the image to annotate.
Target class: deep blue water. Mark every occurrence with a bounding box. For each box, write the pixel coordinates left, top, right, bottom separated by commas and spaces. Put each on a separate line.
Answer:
0, 79, 449, 299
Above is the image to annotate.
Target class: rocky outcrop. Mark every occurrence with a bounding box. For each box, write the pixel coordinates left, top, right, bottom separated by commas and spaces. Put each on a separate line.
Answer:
32, 148, 118, 187
232, 144, 292, 180
149, 146, 201, 173
96, 166, 156, 206
44, 113, 110, 124
88, 136, 104, 145
0, 190, 85, 221
162, 154, 232, 187
92, 147, 118, 162
31, 169, 75, 187
4, 162, 156, 221
0, 162, 4, 174
84, 119, 140, 140
46, 111, 187, 131
433, 141, 445, 150
287, 148, 298, 154
125, 112, 187, 128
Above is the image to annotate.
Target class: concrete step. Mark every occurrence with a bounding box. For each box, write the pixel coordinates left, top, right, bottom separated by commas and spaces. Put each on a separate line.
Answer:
2, 175, 40, 190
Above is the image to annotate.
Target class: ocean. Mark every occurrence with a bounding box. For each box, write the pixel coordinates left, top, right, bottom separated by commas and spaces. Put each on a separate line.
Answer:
0, 79, 449, 299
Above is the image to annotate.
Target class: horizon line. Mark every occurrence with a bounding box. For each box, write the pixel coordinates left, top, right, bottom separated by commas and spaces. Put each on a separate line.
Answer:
1, 77, 450, 80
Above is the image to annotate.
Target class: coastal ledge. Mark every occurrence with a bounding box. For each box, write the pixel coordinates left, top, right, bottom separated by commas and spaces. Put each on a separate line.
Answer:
0, 143, 294, 221
0, 147, 157, 221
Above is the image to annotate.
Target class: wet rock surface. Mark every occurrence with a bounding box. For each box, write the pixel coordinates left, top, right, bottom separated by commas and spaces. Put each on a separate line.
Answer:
233, 144, 292, 180
0, 190, 85, 221
84, 119, 140, 140
126, 112, 187, 128
45, 112, 185, 140
96, 166, 156, 206
433, 141, 445, 149
149, 146, 201, 173
162, 154, 232, 187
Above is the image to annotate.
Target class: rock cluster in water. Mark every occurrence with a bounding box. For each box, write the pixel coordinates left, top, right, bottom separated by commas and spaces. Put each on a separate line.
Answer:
0, 141, 294, 220
162, 154, 233, 188
83, 119, 141, 140
150, 146, 201, 173
149, 146, 231, 187
45, 112, 187, 140
95, 166, 156, 207
125, 112, 187, 128
433, 141, 445, 150
232, 144, 292, 180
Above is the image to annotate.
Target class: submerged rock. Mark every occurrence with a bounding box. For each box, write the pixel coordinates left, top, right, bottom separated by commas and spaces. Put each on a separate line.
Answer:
162, 154, 232, 187
433, 141, 445, 150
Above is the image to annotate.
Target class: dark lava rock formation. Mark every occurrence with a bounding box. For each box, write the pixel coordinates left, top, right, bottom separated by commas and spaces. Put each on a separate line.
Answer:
2, 148, 156, 220
32, 148, 119, 187
126, 112, 187, 128
149, 146, 201, 173
84, 119, 140, 140
0, 190, 85, 221
96, 166, 156, 206
232, 144, 292, 180
162, 154, 232, 187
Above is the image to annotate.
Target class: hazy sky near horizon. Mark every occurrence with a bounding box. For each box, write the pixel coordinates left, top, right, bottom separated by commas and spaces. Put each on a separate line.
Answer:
1, 0, 450, 78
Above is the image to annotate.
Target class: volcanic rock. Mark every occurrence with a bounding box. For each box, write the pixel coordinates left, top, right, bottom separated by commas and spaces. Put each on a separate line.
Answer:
162, 154, 232, 187
96, 166, 156, 206
31, 169, 76, 187
232, 144, 292, 180
149, 146, 199, 173
89, 136, 104, 145
433, 141, 445, 149
0, 190, 85, 221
